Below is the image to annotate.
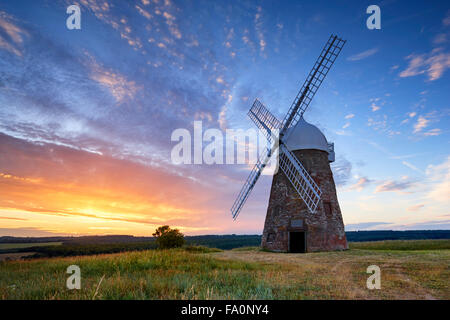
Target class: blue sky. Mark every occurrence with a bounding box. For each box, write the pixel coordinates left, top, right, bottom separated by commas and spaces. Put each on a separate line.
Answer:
0, 0, 449, 236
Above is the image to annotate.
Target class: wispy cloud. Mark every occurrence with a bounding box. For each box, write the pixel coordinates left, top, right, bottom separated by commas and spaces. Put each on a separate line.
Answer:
0, 216, 28, 221
254, 6, 266, 55
443, 10, 450, 26
345, 114, 355, 119
399, 48, 450, 81
375, 177, 416, 193
85, 53, 139, 103
413, 115, 429, 133
426, 156, 450, 203
402, 161, 423, 174
369, 97, 384, 112
423, 128, 442, 136
370, 103, 380, 112
348, 177, 372, 191
347, 48, 378, 61
331, 157, 352, 187
345, 222, 391, 231
0, 11, 28, 56
433, 33, 447, 45
407, 204, 424, 211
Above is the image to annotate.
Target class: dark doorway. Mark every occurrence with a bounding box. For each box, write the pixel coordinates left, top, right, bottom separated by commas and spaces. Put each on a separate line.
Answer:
289, 232, 306, 253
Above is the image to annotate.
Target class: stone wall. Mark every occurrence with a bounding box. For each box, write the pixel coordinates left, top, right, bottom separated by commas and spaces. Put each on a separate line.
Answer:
261, 149, 348, 252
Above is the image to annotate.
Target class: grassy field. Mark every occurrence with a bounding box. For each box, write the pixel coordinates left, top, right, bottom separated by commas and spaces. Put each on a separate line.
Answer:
349, 239, 450, 250
0, 242, 62, 250
0, 240, 448, 300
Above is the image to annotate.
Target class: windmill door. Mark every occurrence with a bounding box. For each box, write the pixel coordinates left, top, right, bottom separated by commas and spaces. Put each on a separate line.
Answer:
289, 231, 306, 253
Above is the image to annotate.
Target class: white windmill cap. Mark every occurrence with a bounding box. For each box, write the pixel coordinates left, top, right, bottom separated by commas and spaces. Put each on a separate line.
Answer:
284, 117, 330, 153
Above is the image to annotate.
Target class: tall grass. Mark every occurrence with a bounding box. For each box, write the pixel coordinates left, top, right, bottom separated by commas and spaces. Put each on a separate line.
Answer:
0, 248, 281, 299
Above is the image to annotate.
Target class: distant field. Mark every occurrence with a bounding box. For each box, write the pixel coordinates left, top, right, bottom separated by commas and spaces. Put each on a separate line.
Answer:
0, 239, 448, 300
349, 239, 450, 251
0, 242, 62, 250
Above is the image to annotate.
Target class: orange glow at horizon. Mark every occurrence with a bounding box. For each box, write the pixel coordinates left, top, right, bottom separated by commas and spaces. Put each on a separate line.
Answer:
0, 133, 265, 237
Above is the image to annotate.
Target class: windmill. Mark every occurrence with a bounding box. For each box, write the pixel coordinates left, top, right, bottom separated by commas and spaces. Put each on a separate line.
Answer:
230, 34, 348, 253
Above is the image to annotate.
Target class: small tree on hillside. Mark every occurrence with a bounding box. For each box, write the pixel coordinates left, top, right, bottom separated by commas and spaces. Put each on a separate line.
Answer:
152, 225, 185, 249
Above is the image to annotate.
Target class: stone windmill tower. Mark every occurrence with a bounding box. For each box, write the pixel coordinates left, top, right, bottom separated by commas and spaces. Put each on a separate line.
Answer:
230, 35, 347, 253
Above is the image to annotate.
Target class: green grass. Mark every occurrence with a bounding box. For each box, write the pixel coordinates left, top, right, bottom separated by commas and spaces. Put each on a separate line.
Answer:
0, 248, 274, 299
0, 242, 62, 250
0, 240, 448, 300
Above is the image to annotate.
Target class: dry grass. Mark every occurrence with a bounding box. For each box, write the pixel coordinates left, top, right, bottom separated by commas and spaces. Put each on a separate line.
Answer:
215, 244, 450, 299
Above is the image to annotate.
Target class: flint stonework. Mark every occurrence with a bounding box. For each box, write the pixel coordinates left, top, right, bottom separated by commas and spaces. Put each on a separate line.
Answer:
261, 149, 348, 252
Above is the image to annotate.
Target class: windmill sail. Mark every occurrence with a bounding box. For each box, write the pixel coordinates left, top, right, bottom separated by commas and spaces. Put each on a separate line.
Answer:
280, 35, 346, 137
230, 148, 271, 220
248, 99, 281, 144
278, 144, 322, 213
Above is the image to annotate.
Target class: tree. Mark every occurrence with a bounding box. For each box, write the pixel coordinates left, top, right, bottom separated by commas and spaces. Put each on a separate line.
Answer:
152, 225, 185, 249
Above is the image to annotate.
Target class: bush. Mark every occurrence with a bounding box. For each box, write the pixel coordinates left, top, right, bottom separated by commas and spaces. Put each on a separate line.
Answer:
153, 225, 185, 249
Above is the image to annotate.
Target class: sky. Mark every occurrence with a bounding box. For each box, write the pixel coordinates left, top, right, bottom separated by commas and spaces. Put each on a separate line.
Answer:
0, 0, 449, 237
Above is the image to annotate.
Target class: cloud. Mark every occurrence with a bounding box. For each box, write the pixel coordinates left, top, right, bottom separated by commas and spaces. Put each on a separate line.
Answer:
0, 216, 28, 221
216, 76, 225, 84
0, 11, 28, 56
400, 119, 409, 125
433, 33, 447, 45
136, 5, 152, 20
348, 177, 372, 191
367, 115, 388, 132
345, 222, 391, 231
84, 53, 139, 103
331, 157, 352, 186
426, 156, 450, 203
335, 130, 351, 136
390, 65, 399, 70
402, 161, 423, 174
342, 122, 350, 129
79, 0, 144, 50
254, 6, 266, 54
0, 227, 69, 237
423, 128, 442, 136
399, 48, 450, 81
375, 177, 415, 193
443, 10, 450, 26
413, 115, 429, 133
347, 48, 378, 61
162, 10, 182, 39
370, 103, 380, 112
390, 220, 450, 230
407, 204, 424, 211
345, 114, 354, 119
